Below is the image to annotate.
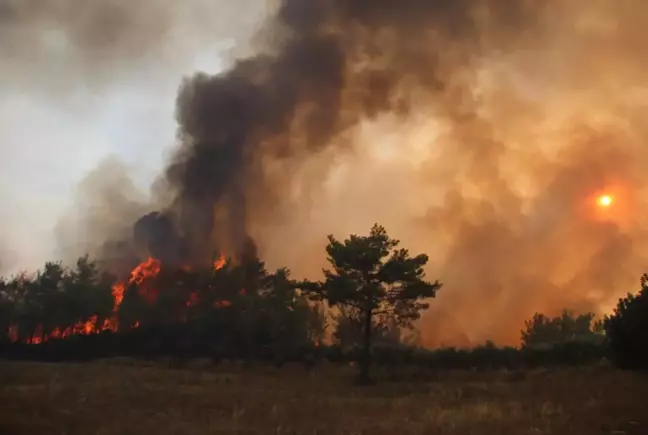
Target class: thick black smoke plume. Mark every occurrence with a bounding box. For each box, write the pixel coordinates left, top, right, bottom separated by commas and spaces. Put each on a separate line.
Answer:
140, 0, 536, 264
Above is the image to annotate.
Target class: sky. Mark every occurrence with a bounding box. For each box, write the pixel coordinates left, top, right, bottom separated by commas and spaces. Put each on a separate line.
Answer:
1, 73, 176, 271
0, 0, 267, 274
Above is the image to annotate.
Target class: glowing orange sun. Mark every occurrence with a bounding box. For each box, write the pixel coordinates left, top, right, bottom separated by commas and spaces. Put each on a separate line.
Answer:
597, 195, 613, 208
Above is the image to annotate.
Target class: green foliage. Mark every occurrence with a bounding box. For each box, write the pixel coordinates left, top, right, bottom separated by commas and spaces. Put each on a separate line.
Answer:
521, 310, 604, 348
296, 224, 441, 382
603, 274, 648, 370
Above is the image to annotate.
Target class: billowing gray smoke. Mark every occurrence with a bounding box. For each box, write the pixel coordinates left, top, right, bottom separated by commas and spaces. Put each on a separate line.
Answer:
139, 0, 537, 265
8, 0, 648, 346
155, 0, 648, 346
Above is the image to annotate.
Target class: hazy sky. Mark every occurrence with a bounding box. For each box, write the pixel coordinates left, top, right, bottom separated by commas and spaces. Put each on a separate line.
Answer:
0, 0, 267, 274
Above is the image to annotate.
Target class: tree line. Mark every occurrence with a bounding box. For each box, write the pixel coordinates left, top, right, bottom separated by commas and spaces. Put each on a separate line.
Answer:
1, 224, 647, 381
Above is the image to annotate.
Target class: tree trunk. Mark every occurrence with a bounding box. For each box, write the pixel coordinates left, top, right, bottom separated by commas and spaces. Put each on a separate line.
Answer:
357, 307, 373, 385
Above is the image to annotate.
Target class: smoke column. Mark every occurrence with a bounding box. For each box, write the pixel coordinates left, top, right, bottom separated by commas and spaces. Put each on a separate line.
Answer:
0, 0, 267, 271
7, 0, 648, 346
156, 0, 648, 345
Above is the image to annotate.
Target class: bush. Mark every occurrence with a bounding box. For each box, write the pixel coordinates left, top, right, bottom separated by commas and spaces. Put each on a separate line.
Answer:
604, 274, 648, 371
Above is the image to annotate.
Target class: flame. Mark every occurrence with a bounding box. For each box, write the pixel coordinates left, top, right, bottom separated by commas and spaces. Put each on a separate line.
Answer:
129, 257, 162, 304
213, 254, 226, 270
130, 257, 161, 285
13, 255, 244, 344
112, 282, 125, 307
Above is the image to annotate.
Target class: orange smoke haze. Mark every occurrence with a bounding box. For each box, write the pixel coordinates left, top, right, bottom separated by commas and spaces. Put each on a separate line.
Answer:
13, 1, 648, 348
242, 1, 648, 347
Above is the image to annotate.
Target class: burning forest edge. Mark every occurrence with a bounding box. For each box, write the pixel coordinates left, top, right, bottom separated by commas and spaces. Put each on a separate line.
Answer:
4, 0, 648, 378
1, 224, 647, 375
2, 252, 268, 344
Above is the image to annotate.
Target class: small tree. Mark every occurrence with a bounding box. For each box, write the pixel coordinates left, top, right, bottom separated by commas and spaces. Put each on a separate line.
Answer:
295, 224, 441, 383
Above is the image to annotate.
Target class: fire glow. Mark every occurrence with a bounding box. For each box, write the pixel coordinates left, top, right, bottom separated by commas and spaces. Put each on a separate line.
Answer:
12, 254, 228, 344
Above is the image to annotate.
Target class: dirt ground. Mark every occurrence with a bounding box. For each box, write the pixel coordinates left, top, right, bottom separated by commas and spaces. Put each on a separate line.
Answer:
1, 359, 646, 434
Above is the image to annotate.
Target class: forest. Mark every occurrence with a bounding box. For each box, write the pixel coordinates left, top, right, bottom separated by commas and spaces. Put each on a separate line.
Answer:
1, 224, 646, 382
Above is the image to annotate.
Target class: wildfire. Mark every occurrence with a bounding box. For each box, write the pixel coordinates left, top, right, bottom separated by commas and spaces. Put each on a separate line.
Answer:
12, 254, 237, 344
130, 257, 161, 285
112, 283, 125, 307
129, 257, 162, 304
213, 254, 226, 270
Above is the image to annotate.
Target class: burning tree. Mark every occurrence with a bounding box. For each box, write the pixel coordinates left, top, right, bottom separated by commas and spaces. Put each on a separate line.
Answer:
295, 224, 441, 384
0, 250, 326, 363
0, 257, 116, 343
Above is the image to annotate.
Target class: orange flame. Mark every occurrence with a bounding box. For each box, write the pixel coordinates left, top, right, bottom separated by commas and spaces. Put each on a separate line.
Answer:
130, 257, 161, 285
112, 282, 125, 308
213, 254, 226, 270
13, 255, 239, 344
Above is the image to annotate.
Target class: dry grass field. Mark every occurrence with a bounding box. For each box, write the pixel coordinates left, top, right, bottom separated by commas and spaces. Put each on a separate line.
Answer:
1, 358, 646, 435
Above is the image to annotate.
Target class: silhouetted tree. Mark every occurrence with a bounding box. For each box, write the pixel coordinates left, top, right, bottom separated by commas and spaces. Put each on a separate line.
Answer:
0, 276, 16, 342
521, 310, 604, 349
10, 271, 48, 342
295, 224, 441, 384
34, 262, 67, 338
66, 256, 114, 329
259, 268, 325, 363
604, 274, 648, 370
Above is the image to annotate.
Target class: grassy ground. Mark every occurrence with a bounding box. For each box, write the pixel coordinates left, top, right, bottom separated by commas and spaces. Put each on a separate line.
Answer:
1, 358, 646, 435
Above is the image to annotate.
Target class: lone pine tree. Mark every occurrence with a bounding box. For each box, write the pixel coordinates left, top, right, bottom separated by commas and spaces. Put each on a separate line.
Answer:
296, 224, 441, 384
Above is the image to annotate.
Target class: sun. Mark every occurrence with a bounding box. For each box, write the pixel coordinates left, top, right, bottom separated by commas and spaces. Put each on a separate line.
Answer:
597, 194, 613, 208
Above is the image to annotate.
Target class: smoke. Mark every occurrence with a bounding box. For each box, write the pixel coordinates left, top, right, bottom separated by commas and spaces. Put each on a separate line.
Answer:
153, 0, 648, 346
0, 0, 268, 272
54, 157, 151, 270
159, 0, 536, 259
0, 0, 266, 93
7, 0, 648, 346
0, 238, 17, 277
